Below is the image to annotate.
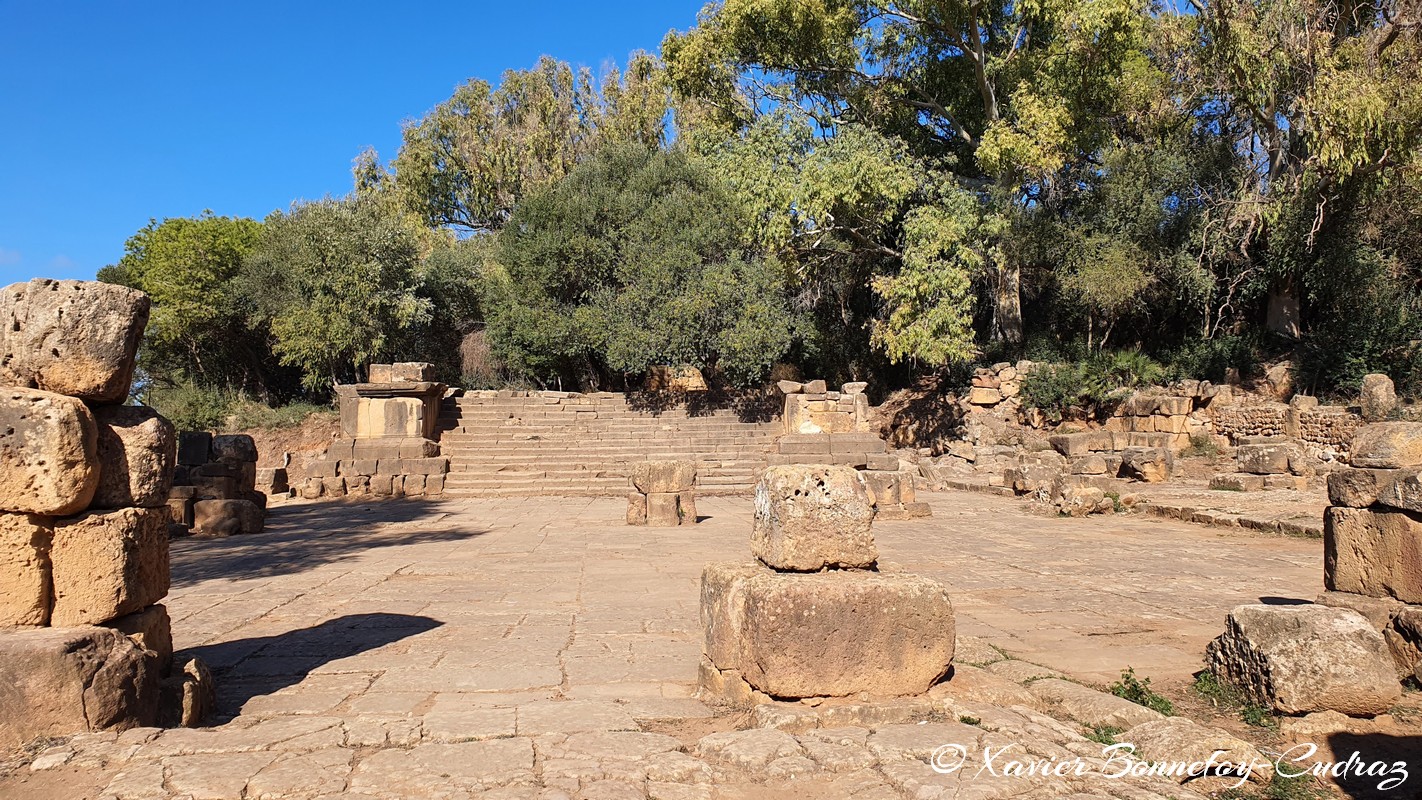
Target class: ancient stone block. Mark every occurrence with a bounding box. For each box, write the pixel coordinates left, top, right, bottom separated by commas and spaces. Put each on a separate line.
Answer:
967, 387, 1001, 405
50, 507, 169, 626
776, 380, 803, 394
322, 477, 347, 498
346, 475, 370, 495
211, 433, 257, 463
860, 471, 902, 506
0, 625, 160, 747
404, 457, 450, 476
300, 477, 323, 500
305, 459, 339, 479
1328, 469, 1396, 508
874, 502, 932, 520
391, 362, 434, 382
803, 380, 827, 394
1351, 422, 1422, 468
1314, 590, 1403, 630
425, 474, 444, 495
0, 388, 99, 515
646, 492, 683, 526
341, 458, 378, 477
101, 604, 172, 672
191, 473, 237, 501
1384, 607, 1422, 682
175, 431, 211, 466
776, 434, 831, 456
0, 511, 51, 626
92, 404, 175, 509
679, 489, 697, 522
630, 461, 696, 493
403, 474, 426, 496
626, 492, 647, 525
0, 279, 149, 402
166, 493, 194, 527
255, 467, 288, 494
368, 363, 393, 383
1360, 373, 1397, 422
841, 382, 867, 395
701, 561, 955, 697
1210, 473, 1265, 492
159, 656, 215, 728
829, 432, 885, 455
1119, 447, 1170, 483
751, 465, 876, 571
1263, 474, 1308, 491
1205, 604, 1401, 716
1236, 442, 1292, 474
1072, 455, 1109, 475
1324, 506, 1422, 603
192, 499, 264, 537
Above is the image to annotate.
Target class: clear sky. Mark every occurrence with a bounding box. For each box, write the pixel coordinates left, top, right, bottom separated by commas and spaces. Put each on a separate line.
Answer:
0, 1, 707, 284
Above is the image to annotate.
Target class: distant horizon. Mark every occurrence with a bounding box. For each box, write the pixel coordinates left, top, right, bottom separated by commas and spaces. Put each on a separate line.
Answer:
0, 0, 705, 285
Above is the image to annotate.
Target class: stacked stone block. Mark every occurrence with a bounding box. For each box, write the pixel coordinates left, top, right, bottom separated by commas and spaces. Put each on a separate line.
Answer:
964, 362, 1022, 408
699, 465, 955, 703
626, 461, 697, 526
301, 363, 450, 500
1208, 437, 1312, 492
1107, 395, 1194, 451
169, 432, 266, 536
1203, 421, 1422, 719
1046, 431, 1174, 483
777, 380, 870, 435
1212, 401, 1362, 455
0, 279, 212, 746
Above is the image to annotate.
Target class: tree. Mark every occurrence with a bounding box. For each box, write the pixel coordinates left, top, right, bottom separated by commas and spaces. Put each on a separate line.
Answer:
97, 213, 281, 396
392, 53, 671, 234
664, 0, 1153, 347
241, 197, 433, 391
490, 143, 797, 388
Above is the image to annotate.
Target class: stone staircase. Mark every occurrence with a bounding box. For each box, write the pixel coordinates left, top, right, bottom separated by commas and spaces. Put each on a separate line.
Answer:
437, 391, 780, 496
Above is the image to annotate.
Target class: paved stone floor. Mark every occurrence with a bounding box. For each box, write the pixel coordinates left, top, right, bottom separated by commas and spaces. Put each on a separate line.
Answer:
1, 490, 1329, 799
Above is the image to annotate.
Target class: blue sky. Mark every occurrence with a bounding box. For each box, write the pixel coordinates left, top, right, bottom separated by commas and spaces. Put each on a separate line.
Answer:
0, 1, 706, 284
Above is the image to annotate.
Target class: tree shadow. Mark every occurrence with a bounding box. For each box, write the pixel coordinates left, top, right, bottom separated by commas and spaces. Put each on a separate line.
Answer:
1317, 732, 1422, 799
181, 613, 443, 721
170, 498, 486, 588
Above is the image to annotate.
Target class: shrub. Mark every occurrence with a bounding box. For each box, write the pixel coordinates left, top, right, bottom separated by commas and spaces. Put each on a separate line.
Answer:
1109, 667, 1175, 715
1019, 349, 1165, 422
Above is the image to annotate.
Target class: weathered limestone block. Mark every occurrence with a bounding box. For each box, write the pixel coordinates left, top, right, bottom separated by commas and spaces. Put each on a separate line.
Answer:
1008, 463, 1061, 495
751, 465, 876, 571
0, 279, 149, 402
1360, 373, 1398, 422
159, 656, 215, 728
679, 489, 698, 523
101, 604, 172, 671
1375, 468, 1422, 514
1264, 474, 1308, 491
701, 561, 955, 697
1328, 469, 1396, 508
0, 511, 51, 626
630, 461, 696, 494
646, 492, 684, 527
1119, 447, 1171, 483
626, 492, 648, 525
1324, 506, 1422, 603
967, 387, 1002, 406
1384, 607, 1422, 682
860, 471, 903, 506
1236, 442, 1294, 475
92, 404, 175, 509
841, 382, 867, 395
167, 486, 196, 527
874, 501, 932, 520
1210, 473, 1265, 492
1351, 422, 1422, 468
50, 507, 169, 626
1123, 717, 1271, 788
1205, 604, 1401, 716
0, 625, 160, 746
0, 388, 99, 515
803, 380, 828, 394
255, 467, 289, 495
192, 499, 264, 537
211, 433, 257, 463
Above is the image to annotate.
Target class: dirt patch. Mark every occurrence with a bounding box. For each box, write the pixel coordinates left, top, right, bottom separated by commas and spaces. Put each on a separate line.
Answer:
242, 411, 340, 468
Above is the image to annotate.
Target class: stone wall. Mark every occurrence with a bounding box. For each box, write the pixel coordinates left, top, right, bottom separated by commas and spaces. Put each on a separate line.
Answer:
0, 279, 212, 746
1212, 401, 1363, 454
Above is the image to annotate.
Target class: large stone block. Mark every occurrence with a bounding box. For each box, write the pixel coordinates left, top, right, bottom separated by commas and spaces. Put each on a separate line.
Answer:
1351, 422, 1422, 468
1324, 506, 1422, 603
0, 625, 160, 747
645, 492, 684, 527
0, 387, 99, 515
630, 461, 697, 494
1375, 468, 1422, 513
1236, 442, 1292, 474
50, 507, 169, 626
751, 465, 876, 571
175, 431, 211, 466
0, 511, 51, 626
101, 604, 172, 672
211, 433, 257, 463
1119, 447, 1171, 483
1360, 373, 1397, 422
92, 405, 176, 509
0, 279, 149, 403
701, 561, 955, 697
1328, 469, 1396, 508
1205, 604, 1401, 716
192, 499, 264, 537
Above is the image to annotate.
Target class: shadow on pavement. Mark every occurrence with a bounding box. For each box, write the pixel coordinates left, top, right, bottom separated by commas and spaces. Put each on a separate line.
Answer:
170, 498, 485, 588
183, 613, 443, 719
1317, 732, 1422, 799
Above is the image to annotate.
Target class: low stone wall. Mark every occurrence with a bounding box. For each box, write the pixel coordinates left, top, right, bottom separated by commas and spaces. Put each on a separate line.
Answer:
1212, 402, 1363, 454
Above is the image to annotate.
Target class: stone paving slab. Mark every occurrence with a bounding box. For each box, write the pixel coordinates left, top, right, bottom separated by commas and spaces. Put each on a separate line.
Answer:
0, 490, 1325, 799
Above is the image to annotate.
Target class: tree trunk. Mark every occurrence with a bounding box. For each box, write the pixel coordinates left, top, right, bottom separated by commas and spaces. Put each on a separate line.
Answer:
1266, 280, 1301, 339
992, 260, 1024, 346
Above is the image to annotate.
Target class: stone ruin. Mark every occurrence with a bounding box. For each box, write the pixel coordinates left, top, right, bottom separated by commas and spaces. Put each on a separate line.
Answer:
699, 464, 955, 703
1202, 420, 1422, 718
300, 362, 450, 500
1208, 436, 1312, 492
626, 460, 698, 526
166, 431, 268, 536
772, 380, 930, 520
0, 279, 213, 747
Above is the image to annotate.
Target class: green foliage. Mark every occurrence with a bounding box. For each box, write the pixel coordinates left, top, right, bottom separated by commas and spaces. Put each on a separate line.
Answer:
1019, 350, 1163, 420
145, 381, 333, 434
490, 143, 795, 389
1084, 724, 1124, 745
1109, 667, 1175, 716
242, 197, 433, 391
1193, 671, 1277, 729
1181, 433, 1221, 460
